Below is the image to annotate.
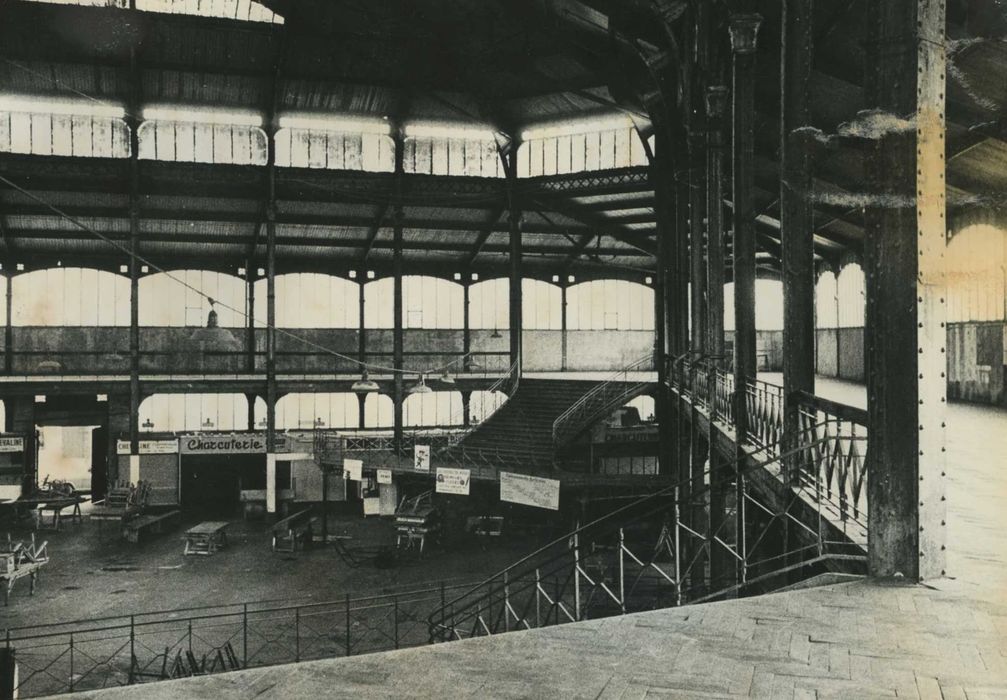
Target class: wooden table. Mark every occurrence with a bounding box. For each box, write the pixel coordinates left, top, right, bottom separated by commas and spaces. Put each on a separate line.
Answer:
32, 496, 88, 531
183, 521, 231, 556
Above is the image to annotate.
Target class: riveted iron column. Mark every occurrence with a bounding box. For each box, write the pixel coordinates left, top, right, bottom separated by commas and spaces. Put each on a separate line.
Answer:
392, 131, 405, 453
728, 12, 762, 592
3, 272, 11, 375
706, 86, 729, 377
781, 0, 816, 487
245, 260, 256, 373
265, 193, 277, 455
506, 153, 523, 375
863, 0, 947, 580
653, 130, 673, 477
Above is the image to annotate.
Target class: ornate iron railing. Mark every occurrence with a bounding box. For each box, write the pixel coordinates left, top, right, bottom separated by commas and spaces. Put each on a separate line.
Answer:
744, 378, 784, 453
3, 579, 481, 699
795, 391, 869, 536
552, 355, 653, 446
428, 423, 864, 644
712, 370, 735, 425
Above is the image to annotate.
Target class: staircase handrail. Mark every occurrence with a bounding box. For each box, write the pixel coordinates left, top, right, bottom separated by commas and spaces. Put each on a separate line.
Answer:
428, 420, 852, 641
552, 354, 654, 446
435, 357, 520, 456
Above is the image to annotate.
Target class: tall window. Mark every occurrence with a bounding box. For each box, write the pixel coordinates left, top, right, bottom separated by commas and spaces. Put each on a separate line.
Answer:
522, 279, 562, 330
517, 116, 648, 177
363, 393, 394, 429
12, 268, 129, 326
723, 280, 784, 332
140, 393, 249, 433
139, 270, 246, 327
469, 390, 507, 425
946, 224, 1007, 323
138, 116, 268, 165
815, 271, 839, 329
403, 391, 463, 427
566, 280, 654, 331
836, 264, 866, 328
0, 98, 129, 158
255, 273, 359, 329
275, 128, 394, 172
271, 393, 359, 430
403, 124, 504, 177
364, 276, 464, 329
468, 278, 509, 330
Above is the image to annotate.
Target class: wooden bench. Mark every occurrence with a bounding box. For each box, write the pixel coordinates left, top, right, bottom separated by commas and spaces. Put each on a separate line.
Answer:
271, 510, 318, 553
122, 510, 181, 544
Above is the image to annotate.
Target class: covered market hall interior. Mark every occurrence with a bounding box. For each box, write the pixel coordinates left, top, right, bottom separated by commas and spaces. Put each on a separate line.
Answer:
0, 0, 1005, 698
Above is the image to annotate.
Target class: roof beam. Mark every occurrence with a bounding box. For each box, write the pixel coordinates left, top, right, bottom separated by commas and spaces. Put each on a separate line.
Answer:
359, 203, 390, 265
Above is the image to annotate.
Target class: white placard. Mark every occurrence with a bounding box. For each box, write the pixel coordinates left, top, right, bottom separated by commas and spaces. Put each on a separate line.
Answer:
435, 468, 471, 496
376, 469, 393, 485
344, 458, 363, 481
499, 471, 560, 511
0, 436, 24, 453
413, 444, 430, 472
363, 497, 380, 516
116, 439, 178, 455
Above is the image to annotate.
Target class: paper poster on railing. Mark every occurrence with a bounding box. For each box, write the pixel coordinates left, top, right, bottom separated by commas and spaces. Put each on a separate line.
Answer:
344, 458, 363, 481
499, 471, 560, 511
414, 444, 431, 472
376, 469, 392, 485
435, 468, 470, 496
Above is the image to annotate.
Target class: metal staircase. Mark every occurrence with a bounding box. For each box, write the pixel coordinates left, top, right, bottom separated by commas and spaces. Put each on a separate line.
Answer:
427, 410, 870, 643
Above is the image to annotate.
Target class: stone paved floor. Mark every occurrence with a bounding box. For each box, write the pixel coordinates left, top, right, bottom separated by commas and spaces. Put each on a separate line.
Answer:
67, 378, 1007, 699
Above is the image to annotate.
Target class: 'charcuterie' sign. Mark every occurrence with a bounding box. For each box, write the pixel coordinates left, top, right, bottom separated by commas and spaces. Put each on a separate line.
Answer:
180, 433, 267, 454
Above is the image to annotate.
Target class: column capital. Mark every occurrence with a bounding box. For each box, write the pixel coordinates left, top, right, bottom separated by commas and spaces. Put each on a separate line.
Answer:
729, 13, 763, 55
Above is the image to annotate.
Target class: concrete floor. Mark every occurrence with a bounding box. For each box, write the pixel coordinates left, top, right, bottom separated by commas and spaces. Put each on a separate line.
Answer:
0, 510, 538, 631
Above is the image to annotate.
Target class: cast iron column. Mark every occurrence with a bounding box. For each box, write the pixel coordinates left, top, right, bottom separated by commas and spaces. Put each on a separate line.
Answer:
863, 0, 948, 580
730, 14, 762, 442
392, 131, 405, 452
3, 271, 10, 374
652, 131, 673, 477
706, 86, 729, 377
245, 260, 256, 373
780, 0, 816, 483
506, 153, 523, 374
126, 43, 141, 463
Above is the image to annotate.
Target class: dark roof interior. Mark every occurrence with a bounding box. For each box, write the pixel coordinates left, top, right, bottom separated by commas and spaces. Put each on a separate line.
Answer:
0, 0, 1004, 280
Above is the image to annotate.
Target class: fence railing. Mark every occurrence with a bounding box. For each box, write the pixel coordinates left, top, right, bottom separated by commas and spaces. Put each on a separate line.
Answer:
744, 378, 784, 453
4, 579, 480, 699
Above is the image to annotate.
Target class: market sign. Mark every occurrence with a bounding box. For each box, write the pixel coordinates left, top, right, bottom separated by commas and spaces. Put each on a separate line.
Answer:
180, 433, 267, 455
499, 471, 560, 511
0, 436, 24, 453
413, 444, 431, 472
344, 458, 363, 481
116, 439, 178, 455
376, 469, 393, 485
435, 468, 470, 496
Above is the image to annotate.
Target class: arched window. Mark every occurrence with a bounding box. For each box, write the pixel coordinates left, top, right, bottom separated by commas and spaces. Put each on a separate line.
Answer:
138, 115, 268, 165
140, 394, 249, 433
254, 273, 359, 329
567, 280, 654, 331
723, 280, 784, 332
517, 116, 648, 177
12, 268, 130, 326
522, 279, 563, 330
364, 276, 464, 329
0, 100, 130, 158
140, 270, 246, 327
468, 390, 507, 425
363, 393, 394, 429
403, 124, 505, 177
815, 271, 839, 329
272, 393, 360, 430
468, 278, 509, 330
836, 264, 866, 328
947, 224, 1007, 322
275, 123, 394, 172
403, 391, 463, 427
